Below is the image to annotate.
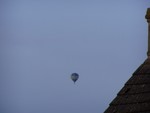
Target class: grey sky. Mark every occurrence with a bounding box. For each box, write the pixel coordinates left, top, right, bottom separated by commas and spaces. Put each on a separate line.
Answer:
0, 1, 149, 113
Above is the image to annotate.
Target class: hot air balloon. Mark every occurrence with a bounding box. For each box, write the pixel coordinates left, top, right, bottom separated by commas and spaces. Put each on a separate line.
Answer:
71, 73, 79, 84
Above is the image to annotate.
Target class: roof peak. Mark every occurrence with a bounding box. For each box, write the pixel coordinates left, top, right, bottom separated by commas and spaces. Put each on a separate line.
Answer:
145, 8, 150, 57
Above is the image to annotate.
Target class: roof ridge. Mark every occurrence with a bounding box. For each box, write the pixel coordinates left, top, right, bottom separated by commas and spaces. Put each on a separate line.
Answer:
110, 101, 150, 106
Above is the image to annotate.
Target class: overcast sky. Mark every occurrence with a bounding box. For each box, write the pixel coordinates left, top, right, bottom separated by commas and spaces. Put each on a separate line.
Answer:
0, 1, 150, 113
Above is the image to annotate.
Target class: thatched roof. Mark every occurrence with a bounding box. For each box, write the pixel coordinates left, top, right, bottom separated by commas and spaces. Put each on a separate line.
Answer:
104, 58, 150, 113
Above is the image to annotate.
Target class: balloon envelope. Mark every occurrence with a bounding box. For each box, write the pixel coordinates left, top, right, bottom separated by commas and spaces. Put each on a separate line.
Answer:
71, 73, 79, 83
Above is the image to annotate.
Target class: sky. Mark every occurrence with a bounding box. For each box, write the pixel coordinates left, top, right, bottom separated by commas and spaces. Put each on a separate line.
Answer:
0, 1, 150, 113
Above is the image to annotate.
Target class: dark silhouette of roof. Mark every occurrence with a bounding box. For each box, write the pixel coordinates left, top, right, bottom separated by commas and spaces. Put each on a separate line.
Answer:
104, 8, 150, 113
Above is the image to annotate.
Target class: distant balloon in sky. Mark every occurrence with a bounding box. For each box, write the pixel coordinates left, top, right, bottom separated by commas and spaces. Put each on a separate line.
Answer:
71, 73, 79, 84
